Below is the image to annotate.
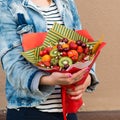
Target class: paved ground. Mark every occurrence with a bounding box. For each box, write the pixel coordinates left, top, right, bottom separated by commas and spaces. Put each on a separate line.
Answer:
0, 110, 120, 120
0, 110, 6, 120
77, 111, 120, 120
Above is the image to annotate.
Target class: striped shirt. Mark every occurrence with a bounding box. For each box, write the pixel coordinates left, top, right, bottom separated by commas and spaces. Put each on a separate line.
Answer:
35, 1, 64, 112
38, 1, 64, 31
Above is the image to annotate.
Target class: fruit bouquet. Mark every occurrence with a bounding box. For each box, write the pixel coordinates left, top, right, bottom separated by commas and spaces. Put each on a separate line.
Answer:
21, 23, 106, 120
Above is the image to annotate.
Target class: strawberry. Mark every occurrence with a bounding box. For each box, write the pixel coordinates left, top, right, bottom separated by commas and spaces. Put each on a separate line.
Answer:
43, 61, 51, 67
42, 49, 48, 55
45, 47, 52, 54
62, 52, 67, 56
37, 61, 44, 67
39, 51, 43, 56
77, 46, 83, 53
69, 41, 78, 50
84, 47, 89, 54
53, 65, 60, 70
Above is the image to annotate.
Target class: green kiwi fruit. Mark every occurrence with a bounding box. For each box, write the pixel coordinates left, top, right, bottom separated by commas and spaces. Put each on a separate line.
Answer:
59, 57, 72, 68
50, 58, 58, 66
50, 48, 59, 57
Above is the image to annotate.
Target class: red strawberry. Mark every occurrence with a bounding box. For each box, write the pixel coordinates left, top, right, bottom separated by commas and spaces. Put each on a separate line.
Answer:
45, 47, 52, 54
43, 61, 51, 67
69, 41, 78, 50
37, 61, 44, 67
77, 46, 83, 53
62, 52, 67, 56
53, 65, 60, 71
39, 51, 44, 56
42, 49, 47, 55
84, 47, 89, 54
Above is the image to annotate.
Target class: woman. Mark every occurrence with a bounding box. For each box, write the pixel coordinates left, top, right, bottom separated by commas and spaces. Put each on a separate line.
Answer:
0, 0, 99, 120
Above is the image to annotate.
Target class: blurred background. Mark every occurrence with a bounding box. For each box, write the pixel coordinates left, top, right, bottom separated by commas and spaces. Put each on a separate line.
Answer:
0, 0, 120, 112
76, 0, 120, 111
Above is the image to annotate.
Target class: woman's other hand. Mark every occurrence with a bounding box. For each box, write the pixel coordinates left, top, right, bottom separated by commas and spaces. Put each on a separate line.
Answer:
67, 74, 91, 100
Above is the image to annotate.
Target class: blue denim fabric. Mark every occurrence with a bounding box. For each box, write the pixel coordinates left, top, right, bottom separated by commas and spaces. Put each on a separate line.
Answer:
0, 0, 99, 108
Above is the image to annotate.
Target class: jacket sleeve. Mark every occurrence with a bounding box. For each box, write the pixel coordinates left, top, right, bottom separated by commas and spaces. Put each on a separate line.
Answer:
68, 0, 82, 30
0, 1, 55, 99
87, 64, 99, 92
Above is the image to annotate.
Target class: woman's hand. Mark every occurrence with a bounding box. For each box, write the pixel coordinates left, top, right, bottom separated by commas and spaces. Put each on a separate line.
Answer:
67, 74, 91, 100
40, 67, 89, 86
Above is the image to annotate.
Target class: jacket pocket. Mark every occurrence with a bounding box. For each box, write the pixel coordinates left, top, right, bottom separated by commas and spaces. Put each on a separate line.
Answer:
17, 24, 33, 34
16, 13, 33, 34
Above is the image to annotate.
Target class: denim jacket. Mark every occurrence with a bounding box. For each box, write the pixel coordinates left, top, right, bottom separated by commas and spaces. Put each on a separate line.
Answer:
0, 0, 99, 108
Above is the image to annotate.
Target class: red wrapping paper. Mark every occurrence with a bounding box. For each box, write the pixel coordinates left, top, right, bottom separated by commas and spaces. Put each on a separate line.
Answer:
22, 32, 47, 51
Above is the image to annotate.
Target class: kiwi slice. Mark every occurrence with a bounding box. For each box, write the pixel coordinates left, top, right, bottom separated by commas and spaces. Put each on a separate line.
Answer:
50, 48, 59, 57
59, 57, 72, 68
51, 58, 58, 65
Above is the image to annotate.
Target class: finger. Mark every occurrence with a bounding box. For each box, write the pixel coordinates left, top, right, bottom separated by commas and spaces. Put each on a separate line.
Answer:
55, 72, 72, 79
72, 67, 89, 80
75, 84, 85, 91
61, 73, 72, 78
67, 89, 83, 96
71, 93, 83, 100
77, 67, 89, 75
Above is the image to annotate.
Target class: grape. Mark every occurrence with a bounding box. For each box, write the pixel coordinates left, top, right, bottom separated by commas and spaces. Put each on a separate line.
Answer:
64, 64, 69, 69
63, 47, 69, 52
82, 43, 86, 48
62, 38, 68, 43
57, 44, 63, 52
76, 40, 82, 46
61, 68, 66, 71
